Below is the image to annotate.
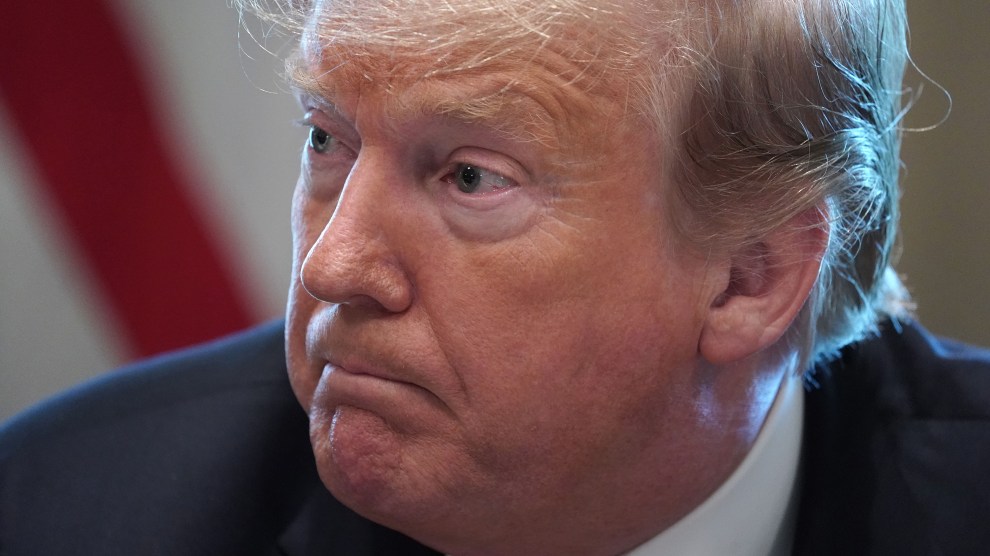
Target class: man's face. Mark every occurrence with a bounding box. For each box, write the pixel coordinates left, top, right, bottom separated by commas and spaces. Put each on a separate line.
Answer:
284, 10, 736, 553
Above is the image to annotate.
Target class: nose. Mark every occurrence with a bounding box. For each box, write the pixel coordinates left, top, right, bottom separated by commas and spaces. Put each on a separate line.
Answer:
298, 155, 413, 313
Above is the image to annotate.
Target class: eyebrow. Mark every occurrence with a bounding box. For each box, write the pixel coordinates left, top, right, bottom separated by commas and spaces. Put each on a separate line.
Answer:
289, 61, 565, 151
426, 89, 563, 150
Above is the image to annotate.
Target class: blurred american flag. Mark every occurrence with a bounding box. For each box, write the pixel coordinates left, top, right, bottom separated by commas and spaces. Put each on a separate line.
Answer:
0, 0, 301, 420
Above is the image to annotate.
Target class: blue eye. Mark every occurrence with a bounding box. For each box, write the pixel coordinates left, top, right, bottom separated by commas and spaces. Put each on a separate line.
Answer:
308, 125, 333, 154
453, 163, 514, 194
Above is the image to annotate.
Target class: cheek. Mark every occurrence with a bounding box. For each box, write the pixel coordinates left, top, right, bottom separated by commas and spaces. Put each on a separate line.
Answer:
289, 181, 326, 264
430, 295, 694, 491
285, 182, 330, 411
422, 224, 698, 429
284, 284, 319, 411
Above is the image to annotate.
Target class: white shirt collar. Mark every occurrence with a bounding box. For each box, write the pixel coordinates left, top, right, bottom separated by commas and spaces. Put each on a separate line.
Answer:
626, 372, 804, 556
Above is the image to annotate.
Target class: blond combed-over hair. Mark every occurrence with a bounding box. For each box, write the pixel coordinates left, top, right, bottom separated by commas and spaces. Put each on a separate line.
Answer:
662, 0, 912, 369
237, 0, 913, 371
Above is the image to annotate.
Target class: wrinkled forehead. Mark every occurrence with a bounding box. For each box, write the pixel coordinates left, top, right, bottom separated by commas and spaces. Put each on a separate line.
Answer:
294, 0, 664, 96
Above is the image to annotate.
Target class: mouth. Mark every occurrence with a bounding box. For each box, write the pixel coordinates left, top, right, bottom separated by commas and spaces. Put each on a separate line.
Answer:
329, 357, 414, 385
311, 360, 451, 432
326, 361, 425, 400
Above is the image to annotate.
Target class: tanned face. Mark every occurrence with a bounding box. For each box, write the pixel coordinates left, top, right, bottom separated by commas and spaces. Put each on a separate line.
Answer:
282, 2, 780, 554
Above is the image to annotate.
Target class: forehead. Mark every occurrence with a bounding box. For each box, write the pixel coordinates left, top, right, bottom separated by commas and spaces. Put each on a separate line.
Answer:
295, 0, 661, 96
291, 1, 668, 156
302, 0, 639, 59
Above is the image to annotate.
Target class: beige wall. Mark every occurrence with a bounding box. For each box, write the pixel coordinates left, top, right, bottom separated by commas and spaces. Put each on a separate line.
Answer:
899, 1, 990, 347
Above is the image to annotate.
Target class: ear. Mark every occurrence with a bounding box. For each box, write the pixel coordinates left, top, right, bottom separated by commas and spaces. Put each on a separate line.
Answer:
699, 207, 829, 365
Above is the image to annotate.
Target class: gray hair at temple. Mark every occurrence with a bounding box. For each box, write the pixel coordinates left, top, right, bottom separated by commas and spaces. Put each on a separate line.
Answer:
238, 0, 914, 371
662, 0, 913, 372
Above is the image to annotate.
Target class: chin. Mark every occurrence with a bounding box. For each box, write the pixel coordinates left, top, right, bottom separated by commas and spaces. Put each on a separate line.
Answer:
312, 406, 432, 522
312, 405, 491, 552
311, 406, 399, 501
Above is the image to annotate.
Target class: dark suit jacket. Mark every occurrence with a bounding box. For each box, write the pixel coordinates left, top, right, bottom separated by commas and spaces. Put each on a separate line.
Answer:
1, 320, 988, 555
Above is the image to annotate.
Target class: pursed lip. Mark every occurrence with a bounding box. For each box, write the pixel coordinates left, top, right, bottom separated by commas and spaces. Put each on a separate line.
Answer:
302, 317, 457, 418
313, 354, 453, 425
327, 356, 416, 387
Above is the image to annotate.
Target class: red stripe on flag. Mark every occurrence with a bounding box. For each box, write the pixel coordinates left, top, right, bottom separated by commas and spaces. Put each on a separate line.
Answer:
0, 2, 255, 356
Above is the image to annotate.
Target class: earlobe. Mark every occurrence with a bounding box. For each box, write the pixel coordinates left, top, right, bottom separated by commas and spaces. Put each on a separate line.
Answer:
699, 207, 828, 365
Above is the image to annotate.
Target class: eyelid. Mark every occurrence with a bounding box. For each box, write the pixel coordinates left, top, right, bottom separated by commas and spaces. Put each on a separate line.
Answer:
445, 148, 528, 186
445, 163, 518, 197
292, 115, 312, 129
294, 90, 336, 114
292, 110, 320, 130
296, 110, 360, 155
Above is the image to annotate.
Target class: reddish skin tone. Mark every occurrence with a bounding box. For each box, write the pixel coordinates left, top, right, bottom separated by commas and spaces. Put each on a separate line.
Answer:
283, 26, 817, 555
